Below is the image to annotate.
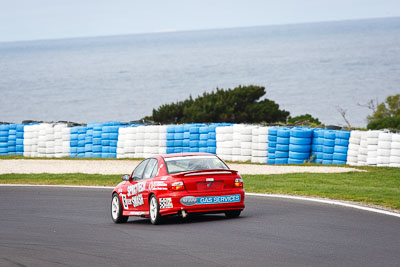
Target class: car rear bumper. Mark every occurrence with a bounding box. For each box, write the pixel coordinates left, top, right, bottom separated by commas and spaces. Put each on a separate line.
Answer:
157, 190, 245, 216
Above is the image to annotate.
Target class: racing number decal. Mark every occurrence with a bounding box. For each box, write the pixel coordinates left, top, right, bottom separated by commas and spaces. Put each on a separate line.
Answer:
121, 194, 129, 209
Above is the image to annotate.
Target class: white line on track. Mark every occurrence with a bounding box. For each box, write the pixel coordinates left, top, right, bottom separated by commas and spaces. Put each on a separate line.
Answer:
1, 184, 399, 218
246, 193, 400, 218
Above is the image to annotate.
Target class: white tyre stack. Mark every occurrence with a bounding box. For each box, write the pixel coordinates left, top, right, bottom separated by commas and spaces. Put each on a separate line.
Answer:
366, 130, 379, 166
23, 124, 38, 157
45, 124, 56, 158
116, 127, 128, 158
158, 126, 167, 154
346, 130, 361, 166
54, 124, 69, 158
37, 124, 49, 157
61, 126, 71, 157
377, 132, 392, 167
231, 124, 244, 162
251, 126, 268, 164
144, 125, 160, 157
390, 133, 400, 167
125, 127, 138, 158
135, 126, 145, 158
357, 131, 368, 166
216, 125, 233, 161
239, 125, 254, 162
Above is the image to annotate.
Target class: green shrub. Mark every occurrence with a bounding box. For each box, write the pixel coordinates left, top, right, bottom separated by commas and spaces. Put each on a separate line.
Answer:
146, 85, 290, 123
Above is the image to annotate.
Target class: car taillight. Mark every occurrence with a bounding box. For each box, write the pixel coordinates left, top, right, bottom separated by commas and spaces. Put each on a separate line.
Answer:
169, 181, 186, 191
234, 178, 243, 188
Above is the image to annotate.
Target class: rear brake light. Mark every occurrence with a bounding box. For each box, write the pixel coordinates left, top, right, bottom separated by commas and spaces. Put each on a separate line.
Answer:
234, 178, 243, 188
169, 181, 186, 191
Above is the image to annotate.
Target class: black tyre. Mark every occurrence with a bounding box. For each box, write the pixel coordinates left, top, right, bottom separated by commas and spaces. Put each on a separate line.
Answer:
111, 193, 128, 223
149, 195, 162, 225
225, 210, 241, 218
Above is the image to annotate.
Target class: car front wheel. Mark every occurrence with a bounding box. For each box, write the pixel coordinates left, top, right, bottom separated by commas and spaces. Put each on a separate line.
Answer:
111, 193, 128, 223
149, 195, 162, 225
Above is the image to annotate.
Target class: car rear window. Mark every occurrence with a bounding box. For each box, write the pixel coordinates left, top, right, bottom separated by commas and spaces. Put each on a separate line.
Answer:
164, 155, 229, 174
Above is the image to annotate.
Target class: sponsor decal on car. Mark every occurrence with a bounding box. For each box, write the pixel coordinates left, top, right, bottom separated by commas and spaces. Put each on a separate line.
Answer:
148, 181, 168, 191
159, 198, 173, 209
127, 181, 146, 197
132, 194, 144, 208
180, 194, 241, 206
125, 181, 146, 208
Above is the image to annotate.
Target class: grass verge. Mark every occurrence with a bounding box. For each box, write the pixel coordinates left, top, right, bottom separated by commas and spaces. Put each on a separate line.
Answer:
0, 167, 399, 210
244, 166, 400, 210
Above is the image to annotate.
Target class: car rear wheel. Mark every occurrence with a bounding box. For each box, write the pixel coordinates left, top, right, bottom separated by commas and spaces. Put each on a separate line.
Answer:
225, 210, 241, 218
111, 193, 128, 223
149, 195, 162, 225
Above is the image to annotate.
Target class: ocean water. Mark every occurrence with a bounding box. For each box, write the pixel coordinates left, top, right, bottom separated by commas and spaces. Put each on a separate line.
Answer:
0, 17, 399, 127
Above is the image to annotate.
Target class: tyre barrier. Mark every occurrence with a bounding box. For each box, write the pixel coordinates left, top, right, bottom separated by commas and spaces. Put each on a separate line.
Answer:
267, 127, 278, 164
275, 127, 291, 164
251, 126, 269, 164
346, 130, 361, 166
1, 122, 400, 167
333, 130, 350, 165
165, 123, 224, 156
216, 124, 233, 161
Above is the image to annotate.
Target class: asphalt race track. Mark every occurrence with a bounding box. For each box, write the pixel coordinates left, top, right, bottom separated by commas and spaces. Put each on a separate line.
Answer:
0, 187, 399, 266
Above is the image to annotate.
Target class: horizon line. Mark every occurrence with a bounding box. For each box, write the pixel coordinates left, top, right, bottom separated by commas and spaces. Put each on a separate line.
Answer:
1, 15, 399, 45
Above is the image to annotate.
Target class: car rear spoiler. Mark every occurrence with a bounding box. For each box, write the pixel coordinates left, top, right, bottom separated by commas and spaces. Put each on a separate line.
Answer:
171, 169, 238, 178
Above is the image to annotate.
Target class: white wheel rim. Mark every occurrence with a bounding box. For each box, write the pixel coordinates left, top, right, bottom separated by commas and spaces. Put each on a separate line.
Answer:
112, 196, 119, 220
150, 197, 157, 221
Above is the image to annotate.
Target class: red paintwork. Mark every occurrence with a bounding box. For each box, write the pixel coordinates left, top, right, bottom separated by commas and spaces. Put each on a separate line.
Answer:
112, 153, 245, 218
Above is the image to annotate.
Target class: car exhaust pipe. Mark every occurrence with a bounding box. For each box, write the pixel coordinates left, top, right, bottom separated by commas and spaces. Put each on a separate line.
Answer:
181, 209, 187, 219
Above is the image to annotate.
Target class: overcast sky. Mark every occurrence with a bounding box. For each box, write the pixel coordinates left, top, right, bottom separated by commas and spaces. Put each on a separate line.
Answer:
1, 0, 399, 42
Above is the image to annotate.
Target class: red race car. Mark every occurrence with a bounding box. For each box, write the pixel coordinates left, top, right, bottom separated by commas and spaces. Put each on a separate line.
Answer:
111, 153, 245, 224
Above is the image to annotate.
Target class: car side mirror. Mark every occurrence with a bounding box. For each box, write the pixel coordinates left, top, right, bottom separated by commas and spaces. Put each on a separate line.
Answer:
122, 174, 131, 181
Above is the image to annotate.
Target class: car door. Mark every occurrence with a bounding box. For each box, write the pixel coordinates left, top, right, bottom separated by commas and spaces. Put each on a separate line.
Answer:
122, 159, 149, 214
139, 158, 159, 212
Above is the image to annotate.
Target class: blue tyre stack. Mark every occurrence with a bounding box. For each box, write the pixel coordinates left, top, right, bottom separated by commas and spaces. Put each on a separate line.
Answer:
267, 127, 278, 164
16, 124, 24, 155
311, 129, 324, 164
199, 126, 209, 153
101, 124, 120, 158
322, 130, 336, 165
288, 128, 313, 164
182, 124, 191, 152
0, 124, 9, 155
275, 128, 290, 164
92, 123, 103, 158
207, 124, 217, 154
166, 126, 175, 154
77, 126, 87, 158
7, 124, 17, 155
173, 125, 184, 153
101, 125, 112, 158
85, 123, 94, 158
109, 125, 120, 158
333, 131, 350, 165
69, 127, 79, 157
189, 126, 200, 152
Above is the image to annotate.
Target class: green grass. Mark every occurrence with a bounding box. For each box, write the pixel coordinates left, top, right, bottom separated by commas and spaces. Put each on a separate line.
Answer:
0, 166, 399, 210
243, 166, 400, 210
